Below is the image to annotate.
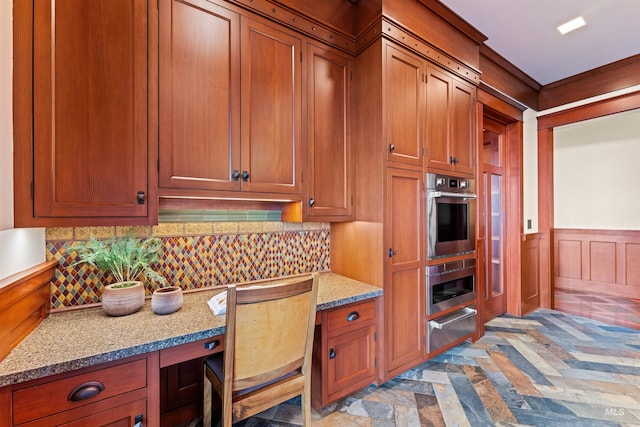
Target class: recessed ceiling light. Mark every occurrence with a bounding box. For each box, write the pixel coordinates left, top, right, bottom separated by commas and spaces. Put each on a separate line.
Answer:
557, 16, 586, 35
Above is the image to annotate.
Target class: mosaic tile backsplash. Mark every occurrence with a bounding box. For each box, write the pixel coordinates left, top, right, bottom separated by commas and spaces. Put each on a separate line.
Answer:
46, 222, 330, 309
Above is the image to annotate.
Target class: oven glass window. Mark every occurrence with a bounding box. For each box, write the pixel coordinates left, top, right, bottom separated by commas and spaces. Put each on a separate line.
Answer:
436, 202, 468, 242
431, 275, 474, 305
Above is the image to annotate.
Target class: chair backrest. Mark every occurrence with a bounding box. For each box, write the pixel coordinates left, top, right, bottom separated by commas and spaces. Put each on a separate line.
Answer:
224, 275, 318, 392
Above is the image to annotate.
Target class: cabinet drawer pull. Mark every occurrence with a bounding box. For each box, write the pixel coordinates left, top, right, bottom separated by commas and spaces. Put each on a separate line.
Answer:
204, 339, 220, 351
346, 311, 360, 322
67, 381, 105, 402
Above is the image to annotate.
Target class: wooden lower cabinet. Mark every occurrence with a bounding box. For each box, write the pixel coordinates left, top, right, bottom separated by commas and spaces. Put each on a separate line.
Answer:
2, 355, 150, 427
312, 299, 377, 409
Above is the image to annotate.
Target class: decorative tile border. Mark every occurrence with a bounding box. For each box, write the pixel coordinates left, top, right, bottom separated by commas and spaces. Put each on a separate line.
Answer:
46, 222, 330, 309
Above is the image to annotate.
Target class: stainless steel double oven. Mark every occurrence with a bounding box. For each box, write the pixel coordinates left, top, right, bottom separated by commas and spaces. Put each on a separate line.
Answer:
426, 173, 477, 354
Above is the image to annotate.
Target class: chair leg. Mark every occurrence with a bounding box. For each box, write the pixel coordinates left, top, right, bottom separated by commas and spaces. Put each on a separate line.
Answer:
203, 365, 212, 427
301, 390, 312, 427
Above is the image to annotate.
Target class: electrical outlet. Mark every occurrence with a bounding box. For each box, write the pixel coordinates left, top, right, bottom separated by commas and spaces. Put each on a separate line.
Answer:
527, 219, 532, 229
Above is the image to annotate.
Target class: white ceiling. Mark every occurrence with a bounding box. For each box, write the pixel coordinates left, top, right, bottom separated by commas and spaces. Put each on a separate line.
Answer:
438, 0, 640, 85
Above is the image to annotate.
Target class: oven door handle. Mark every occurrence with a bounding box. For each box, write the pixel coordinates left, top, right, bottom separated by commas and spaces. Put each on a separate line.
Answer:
430, 307, 477, 329
429, 191, 477, 200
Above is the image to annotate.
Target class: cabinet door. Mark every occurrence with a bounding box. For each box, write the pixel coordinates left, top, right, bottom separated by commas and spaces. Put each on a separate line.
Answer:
240, 17, 302, 194
426, 65, 476, 176
450, 78, 476, 175
305, 43, 353, 220
326, 325, 376, 401
385, 44, 425, 167
384, 168, 425, 377
33, 0, 149, 218
159, 0, 240, 192
425, 65, 452, 171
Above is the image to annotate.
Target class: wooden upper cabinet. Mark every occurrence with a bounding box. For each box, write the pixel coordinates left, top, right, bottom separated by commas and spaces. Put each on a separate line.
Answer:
450, 79, 476, 175
158, 0, 240, 192
31, 0, 150, 221
426, 64, 476, 176
240, 17, 302, 195
384, 43, 426, 168
305, 43, 353, 220
158, 10, 301, 196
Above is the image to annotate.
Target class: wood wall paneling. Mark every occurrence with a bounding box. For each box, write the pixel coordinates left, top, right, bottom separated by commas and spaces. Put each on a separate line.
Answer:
588, 241, 616, 284
520, 234, 540, 315
539, 54, 640, 111
556, 239, 581, 279
554, 229, 640, 300
627, 244, 640, 286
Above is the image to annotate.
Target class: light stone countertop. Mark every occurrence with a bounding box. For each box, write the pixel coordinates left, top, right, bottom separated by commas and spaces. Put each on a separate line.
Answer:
0, 272, 381, 387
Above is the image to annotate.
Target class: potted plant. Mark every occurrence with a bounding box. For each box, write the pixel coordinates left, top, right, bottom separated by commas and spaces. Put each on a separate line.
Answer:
73, 235, 168, 316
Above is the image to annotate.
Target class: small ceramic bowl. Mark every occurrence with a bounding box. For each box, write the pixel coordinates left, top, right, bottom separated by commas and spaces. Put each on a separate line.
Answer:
151, 286, 184, 315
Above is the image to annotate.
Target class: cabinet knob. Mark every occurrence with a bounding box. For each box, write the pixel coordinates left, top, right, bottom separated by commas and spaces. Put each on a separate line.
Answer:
136, 191, 145, 205
241, 170, 249, 181
329, 348, 336, 359
68, 381, 105, 402
308, 198, 315, 207
388, 248, 395, 257
232, 170, 241, 181
388, 143, 395, 152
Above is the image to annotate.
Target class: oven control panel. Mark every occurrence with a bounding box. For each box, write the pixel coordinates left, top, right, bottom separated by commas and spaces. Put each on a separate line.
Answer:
427, 173, 474, 193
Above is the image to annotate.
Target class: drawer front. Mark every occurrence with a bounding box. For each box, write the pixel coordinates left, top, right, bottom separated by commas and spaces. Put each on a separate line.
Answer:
13, 358, 147, 424
326, 300, 375, 333
159, 335, 224, 368
428, 305, 476, 354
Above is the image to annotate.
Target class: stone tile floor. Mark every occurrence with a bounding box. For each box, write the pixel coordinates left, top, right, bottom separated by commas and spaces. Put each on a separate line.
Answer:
233, 308, 640, 426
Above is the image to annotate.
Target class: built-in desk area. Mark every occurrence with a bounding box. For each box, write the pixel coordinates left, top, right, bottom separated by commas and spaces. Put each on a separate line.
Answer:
0, 272, 381, 426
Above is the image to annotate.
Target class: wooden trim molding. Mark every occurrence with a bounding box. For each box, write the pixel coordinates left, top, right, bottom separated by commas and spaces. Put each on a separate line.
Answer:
539, 54, 640, 111
538, 90, 640, 130
554, 229, 640, 299
536, 93, 640, 314
478, 89, 524, 122
415, 0, 487, 45
479, 45, 540, 111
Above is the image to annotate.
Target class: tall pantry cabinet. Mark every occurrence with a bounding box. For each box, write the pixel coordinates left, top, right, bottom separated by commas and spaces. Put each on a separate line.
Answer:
331, 38, 426, 382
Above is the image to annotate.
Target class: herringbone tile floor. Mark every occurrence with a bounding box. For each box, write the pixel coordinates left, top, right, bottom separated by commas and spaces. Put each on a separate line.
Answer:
236, 308, 640, 426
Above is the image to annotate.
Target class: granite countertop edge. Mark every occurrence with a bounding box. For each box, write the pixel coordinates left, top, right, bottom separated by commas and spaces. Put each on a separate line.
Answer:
0, 272, 381, 388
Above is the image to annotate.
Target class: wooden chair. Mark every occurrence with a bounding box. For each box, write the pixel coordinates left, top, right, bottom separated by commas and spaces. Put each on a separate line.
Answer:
203, 274, 319, 426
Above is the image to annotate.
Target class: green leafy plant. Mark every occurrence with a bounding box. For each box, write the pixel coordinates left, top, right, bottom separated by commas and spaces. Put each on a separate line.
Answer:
72, 236, 167, 286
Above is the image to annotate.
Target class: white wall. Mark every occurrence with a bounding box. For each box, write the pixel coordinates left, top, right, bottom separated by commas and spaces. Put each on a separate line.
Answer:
0, 0, 13, 231
0, 1, 46, 281
553, 109, 640, 230
522, 108, 538, 233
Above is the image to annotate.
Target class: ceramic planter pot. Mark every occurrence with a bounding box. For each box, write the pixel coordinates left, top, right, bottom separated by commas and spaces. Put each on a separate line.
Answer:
101, 281, 145, 316
151, 286, 184, 315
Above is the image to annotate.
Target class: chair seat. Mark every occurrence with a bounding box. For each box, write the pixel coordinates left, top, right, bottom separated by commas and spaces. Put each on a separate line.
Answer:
205, 354, 299, 398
